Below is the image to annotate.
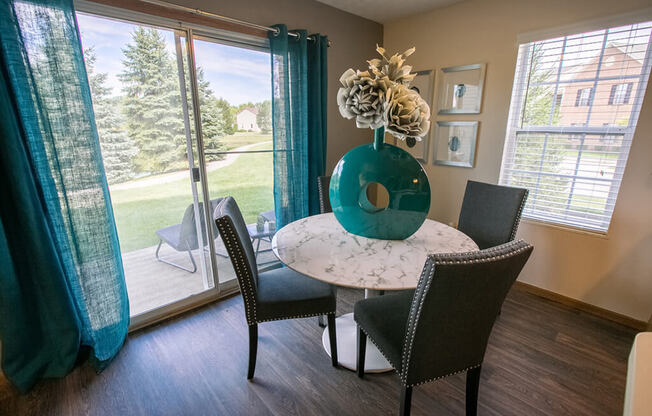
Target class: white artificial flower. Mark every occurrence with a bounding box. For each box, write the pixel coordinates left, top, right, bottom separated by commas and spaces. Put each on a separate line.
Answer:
384, 84, 431, 140
337, 69, 388, 129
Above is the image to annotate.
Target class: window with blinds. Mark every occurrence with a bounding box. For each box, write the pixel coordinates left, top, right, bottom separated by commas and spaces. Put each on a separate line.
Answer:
499, 21, 652, 232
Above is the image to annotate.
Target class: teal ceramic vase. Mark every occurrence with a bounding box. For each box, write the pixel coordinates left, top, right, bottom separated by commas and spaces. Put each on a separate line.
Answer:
329, 127, 431, 240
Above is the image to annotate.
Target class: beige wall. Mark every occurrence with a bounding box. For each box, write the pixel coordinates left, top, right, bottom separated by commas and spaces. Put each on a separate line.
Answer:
384, 0, 652, 321
183, 0, 383, 172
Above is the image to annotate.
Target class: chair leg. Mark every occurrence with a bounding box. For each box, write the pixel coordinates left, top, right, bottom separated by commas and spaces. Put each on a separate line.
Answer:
318, 315, 326, 327
186, 248, 197, 273
466, 365, 482, 416
357, 325, 366, 378
248, 324, 258, 380
399, 385, 412, 416
155, 240, 197, 273
255, 237, 261, 258
155, 239, 163, 258
327, 314, 338, 367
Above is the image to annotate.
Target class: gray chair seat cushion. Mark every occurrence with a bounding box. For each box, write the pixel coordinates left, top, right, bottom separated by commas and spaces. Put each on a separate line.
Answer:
354, 290, 414, 371
256, 267, 336, 322
156, 224, 185, 250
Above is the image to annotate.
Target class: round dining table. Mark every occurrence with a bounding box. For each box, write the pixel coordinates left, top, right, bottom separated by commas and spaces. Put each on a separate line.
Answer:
271, 212, 479, 372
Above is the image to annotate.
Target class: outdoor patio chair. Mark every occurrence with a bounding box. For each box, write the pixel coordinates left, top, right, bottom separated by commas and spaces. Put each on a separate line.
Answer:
248, 209, 276, 258
155, 198, 223, 273
213, 209, 276, 262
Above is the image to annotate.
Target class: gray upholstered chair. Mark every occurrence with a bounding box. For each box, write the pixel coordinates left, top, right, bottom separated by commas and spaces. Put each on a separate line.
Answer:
317, 175, 332, 213
355, 240, 533, 416
457, 180, 528, 250
214, 197, 338, 379
155, 198, 223, 273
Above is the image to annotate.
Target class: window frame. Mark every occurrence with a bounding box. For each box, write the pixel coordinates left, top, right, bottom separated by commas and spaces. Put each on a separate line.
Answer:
575, 88, 592, 106
609, 82, 633, 105
500, 22, 652, 234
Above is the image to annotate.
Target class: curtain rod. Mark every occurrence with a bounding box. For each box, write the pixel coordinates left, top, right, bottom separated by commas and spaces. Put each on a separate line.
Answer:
140, 0, 331, 46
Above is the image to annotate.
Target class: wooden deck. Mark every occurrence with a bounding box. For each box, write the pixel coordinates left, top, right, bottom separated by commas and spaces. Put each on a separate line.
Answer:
123, 238, 276, 316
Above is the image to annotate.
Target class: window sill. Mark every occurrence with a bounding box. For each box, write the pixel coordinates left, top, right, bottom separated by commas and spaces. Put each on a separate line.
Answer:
520, 217, 610, 239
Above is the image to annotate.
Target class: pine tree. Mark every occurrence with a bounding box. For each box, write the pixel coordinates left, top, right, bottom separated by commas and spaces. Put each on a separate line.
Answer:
85, 48, 137, 184
119, 28, 184, 173
194, 68, 226, 160
201, 98, 226, 159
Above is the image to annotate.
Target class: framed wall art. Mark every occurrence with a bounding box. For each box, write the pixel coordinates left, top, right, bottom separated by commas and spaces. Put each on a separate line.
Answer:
437, 63, 486, 114
433, 121, 478, 168
392, 69, 434, 162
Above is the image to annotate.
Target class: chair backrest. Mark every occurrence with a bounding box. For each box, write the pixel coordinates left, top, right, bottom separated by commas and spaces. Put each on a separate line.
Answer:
457, 180, 528, 249
317, 175, 332, 214
214, 197, 259, 325
400, 240, 533, 387
179, 198, 223, 250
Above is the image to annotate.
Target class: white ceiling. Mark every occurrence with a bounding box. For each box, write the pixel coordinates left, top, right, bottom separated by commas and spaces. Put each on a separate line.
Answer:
315, 0, 465, 23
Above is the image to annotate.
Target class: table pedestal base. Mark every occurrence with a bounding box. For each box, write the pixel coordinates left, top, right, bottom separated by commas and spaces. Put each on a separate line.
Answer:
321, 313, 393, 373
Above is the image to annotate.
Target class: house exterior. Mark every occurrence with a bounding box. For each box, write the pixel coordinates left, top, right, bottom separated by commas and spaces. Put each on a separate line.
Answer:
236, 107, 260, 132
557, 43, 643, 127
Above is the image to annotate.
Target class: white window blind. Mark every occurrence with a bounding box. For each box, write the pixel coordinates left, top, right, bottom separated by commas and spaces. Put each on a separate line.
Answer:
499, 21, 652, 232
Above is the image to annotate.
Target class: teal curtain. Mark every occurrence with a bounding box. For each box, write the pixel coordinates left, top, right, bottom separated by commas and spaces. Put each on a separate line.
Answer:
0, 0, 129, 392
269, 24, 328, 227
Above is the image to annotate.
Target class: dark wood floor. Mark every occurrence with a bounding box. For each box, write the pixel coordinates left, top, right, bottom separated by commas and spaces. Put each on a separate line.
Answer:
0, 286, 638, 415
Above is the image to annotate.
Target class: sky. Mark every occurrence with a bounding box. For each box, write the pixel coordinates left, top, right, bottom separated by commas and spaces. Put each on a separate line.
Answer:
76, 12, 271, 105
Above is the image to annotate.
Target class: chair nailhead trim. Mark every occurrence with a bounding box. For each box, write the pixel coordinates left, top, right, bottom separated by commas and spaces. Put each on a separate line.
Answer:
257, 311, 335, 324
317, 177, 329, 214
216, 216, 258, 325
509, 189, 528, 241
430, 239, 532, 266
318, 190, 326, 213
400, 260, 435, 383
406, 364, 482, 388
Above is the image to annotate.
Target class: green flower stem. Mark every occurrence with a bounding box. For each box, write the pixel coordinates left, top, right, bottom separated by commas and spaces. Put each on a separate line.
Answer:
374, 126, 385, 151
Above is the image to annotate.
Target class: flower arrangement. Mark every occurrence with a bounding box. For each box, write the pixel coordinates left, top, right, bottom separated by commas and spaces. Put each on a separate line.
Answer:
337, 46, 430, 146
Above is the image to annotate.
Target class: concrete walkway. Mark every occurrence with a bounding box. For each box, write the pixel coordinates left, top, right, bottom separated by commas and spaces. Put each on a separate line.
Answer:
111, 141, 271, 191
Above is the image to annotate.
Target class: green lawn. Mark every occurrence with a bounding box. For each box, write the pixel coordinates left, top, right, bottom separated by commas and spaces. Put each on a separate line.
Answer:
568, 194, 608, 216
111, 141, 273, 252
562, 150, 619, 160
222, 132, 272, 150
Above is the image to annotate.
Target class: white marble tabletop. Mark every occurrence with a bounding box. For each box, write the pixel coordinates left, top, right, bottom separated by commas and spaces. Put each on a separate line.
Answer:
271, 213, 479, 290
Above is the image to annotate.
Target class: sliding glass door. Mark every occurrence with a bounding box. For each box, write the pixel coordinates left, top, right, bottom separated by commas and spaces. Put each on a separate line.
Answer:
76, 12, 221, 324
75, 5, 276, 327
191, 35, 277, 282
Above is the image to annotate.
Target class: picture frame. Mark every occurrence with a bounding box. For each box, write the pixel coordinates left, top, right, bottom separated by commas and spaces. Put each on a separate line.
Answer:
437, 64, 486, 115
433, 121, 479, 168
392, 69, 434, 162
